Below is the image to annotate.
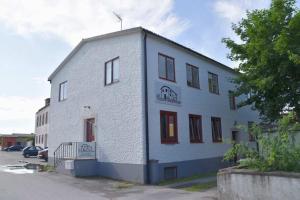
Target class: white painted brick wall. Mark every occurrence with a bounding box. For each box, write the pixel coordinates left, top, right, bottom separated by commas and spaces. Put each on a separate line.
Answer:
48, 32, 146, 165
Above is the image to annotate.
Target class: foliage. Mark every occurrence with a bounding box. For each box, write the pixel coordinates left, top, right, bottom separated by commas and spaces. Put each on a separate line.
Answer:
222, 0, 300, 121
224, 112, 300, 172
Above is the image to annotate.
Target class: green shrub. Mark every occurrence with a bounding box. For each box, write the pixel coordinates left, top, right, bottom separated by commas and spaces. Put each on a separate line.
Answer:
224, 112, 300, 172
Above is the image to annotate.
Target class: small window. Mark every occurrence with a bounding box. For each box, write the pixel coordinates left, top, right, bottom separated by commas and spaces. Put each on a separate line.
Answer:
105, 57, 120, 85
158, 53, 175, 82
41, 135, 44, 144
59, 81, 67, 101
211, 117, 222, 142
189, 114, 203, 143
160, 111, 178, 144
186, 64, 200, 88
164, 166, 177, 180
248, 121, 255, 141
229, 91, 236, 110
208, 72, 219, 94
38, 116, 41, 127
35, 136, 38, 144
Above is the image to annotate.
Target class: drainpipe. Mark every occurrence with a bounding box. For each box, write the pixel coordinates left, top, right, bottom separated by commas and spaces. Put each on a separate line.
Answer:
143, 30, 150, 184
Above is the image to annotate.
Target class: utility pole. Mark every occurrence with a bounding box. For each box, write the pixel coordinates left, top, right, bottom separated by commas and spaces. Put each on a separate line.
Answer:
113, 12, 122, 30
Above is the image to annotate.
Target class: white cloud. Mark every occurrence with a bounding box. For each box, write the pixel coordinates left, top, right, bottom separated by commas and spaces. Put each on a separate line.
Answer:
214, 0, 270, 22
0, 95, 44, 133
0, 0, 189, 46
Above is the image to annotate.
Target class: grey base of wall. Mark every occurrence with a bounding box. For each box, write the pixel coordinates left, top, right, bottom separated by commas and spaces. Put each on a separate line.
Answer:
49, 156, 229, 184
149, 156, 229, 184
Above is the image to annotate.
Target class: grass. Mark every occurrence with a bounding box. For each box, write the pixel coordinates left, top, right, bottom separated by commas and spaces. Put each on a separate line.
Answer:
158, 172, 217, 186
114, 182, 135, 189
182, 181, 217, 192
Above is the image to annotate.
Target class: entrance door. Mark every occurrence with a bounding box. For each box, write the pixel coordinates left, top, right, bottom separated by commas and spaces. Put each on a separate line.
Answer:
85, 118, 95, 142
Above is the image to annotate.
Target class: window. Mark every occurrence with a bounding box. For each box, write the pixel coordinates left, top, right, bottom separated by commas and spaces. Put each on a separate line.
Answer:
160, 111, 178, 144
42, 114, 44, 125
158, 53, 175, 82
41, 134, 43, 144
35, 136, 38, 144
45, 112, 48, 124
164, 166, 177, 180
105, 57, 120, 85
211, 117, 222, 142
59, 81, 67, 101
189, 114, 203, 143
36, 116, 39, 127
229, 91, 236, 110
186, 64, 200, 88
208, 72, 219, 94
38, 116, 41, 127
248, 121, 255, 141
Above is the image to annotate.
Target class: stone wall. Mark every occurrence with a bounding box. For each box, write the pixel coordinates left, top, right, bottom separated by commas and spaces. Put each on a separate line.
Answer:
218, 168, 300, 200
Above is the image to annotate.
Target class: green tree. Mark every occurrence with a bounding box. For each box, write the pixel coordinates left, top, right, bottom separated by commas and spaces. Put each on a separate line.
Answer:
223, 0, 300, 121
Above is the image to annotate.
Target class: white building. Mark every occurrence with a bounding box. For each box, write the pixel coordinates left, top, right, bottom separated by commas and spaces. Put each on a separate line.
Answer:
47, 27, 259, 184
35, 98, 50, 148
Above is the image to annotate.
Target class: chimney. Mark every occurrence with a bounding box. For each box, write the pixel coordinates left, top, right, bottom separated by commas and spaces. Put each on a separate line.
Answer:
45, 98, 50, 106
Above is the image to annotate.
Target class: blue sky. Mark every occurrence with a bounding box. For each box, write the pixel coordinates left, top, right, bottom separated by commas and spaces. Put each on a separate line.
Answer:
0, 0, 298, 134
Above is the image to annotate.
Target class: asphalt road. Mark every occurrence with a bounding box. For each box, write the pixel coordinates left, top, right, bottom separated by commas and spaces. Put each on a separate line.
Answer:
0, 151, 217, 200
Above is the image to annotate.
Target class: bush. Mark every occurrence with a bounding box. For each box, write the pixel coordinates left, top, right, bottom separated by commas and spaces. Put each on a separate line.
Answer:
224, 112, 300, 172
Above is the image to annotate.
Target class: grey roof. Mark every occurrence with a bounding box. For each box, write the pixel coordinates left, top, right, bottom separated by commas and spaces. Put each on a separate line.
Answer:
48, 27, 237, 81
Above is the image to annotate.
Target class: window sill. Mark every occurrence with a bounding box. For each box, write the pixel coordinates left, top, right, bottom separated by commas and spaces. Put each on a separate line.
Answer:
59, 99, 67, 102
212, 141, 223, 143
159, 77, 176, 83
209, 91, 220, 95
190, 141, 204, 144
161, 141, 178, 145
187, 85, 200, 90
105, 80, 120, 86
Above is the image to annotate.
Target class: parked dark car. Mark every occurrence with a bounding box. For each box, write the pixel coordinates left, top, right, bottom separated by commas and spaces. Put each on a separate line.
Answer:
38, 148, 48, 161
22, 146, 43, 158
3, 145, 24, 151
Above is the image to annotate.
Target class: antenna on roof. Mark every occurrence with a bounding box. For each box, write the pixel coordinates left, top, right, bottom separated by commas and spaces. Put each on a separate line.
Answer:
113, 12, 122, 30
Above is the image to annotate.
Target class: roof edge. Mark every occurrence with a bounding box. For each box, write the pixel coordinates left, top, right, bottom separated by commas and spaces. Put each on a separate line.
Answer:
48, 26, 237, 81
48, 27, 143, 81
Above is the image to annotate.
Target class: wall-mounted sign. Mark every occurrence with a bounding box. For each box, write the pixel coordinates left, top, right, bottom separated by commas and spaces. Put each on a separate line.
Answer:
77, 142, 96, 158
155, 82, 181, 106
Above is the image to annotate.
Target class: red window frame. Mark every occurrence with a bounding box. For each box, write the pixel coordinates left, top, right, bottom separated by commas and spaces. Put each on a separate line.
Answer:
158, 53, 176, 82
160, 110, 178, 144
211, 117, 222, 143
189, 114, 203, 143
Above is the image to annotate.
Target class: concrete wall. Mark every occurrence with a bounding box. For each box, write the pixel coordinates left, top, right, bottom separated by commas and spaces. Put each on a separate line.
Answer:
218, 169, 300, 200
146, 34, 259, 166
48, 31, 146, 168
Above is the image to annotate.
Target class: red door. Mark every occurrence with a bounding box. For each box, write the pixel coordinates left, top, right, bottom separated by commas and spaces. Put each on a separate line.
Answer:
86, 118, 95, 142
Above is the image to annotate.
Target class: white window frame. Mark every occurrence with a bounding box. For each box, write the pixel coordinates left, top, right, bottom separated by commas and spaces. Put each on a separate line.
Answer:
105, 57, 120, 85
59, 81, 67, 101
